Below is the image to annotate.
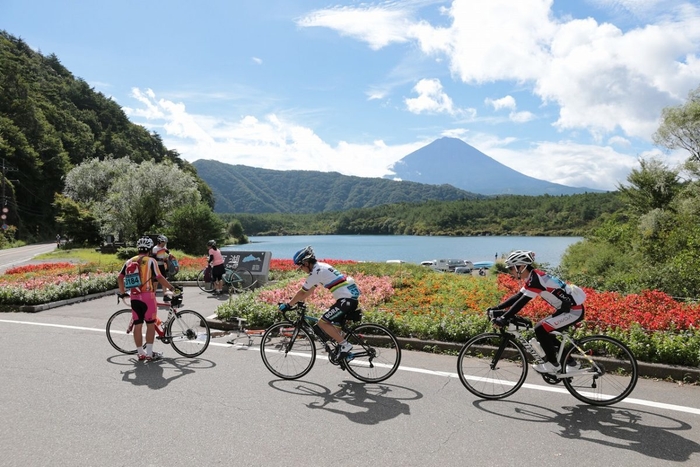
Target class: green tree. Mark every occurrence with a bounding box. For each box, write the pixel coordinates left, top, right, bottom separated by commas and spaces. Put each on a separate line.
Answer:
617, 157, 681, 214
166, 203, 225, 255
653, 85, 700, 161
52, 193, 101, 245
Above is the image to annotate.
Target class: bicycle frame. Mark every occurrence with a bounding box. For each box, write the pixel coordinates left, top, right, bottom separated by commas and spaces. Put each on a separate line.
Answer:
118, 294, 194, 344
498, 317, 600, 380
278, 304, 356, 367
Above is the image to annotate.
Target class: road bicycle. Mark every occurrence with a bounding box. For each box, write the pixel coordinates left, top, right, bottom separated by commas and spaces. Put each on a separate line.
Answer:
260, 302, 401, 383
196, 265, 256, 294
106, 291, 211, 358
456, 309, 638, 406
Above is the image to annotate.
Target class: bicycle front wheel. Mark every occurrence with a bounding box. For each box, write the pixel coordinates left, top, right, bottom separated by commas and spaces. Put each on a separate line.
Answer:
562, 335, 638, 406
228, 268, 254, 293
457, 332, 527, 400
197, 269, 214, 293
167, 310, 211, 357
344, 323, 401, 383
106, 309, 142, 354
260, 322, 316, 380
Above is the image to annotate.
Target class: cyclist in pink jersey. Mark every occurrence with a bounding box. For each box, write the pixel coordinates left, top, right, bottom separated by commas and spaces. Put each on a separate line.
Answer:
490, 250, 586, 374
118, 236, 176, 361
207, 240, 225, 295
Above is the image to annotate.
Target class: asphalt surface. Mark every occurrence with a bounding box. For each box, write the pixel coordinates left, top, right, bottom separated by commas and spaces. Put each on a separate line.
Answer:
1, 286, 700, 466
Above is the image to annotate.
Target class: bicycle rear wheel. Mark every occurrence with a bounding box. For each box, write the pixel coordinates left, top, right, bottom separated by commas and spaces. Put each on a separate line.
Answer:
228, 268, 254, 293
106, 309, 142, 354
344, 323, 401, 383
197, 268, 214, 293
562, 335, 638, 406
167, 310, 211, 357
457, 333, 527, 400
260, 322, 316, 380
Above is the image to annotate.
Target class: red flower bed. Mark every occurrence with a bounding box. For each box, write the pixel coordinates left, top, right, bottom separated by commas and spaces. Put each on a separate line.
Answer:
5, 262, 76, 275
269, 258, 358, 272
497, 274, 700, 331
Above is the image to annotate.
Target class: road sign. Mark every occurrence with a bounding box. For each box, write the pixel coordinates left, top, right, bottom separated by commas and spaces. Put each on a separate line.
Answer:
1, 224, 8, 230
0, 214, 5, 220
1, 207, 7, 213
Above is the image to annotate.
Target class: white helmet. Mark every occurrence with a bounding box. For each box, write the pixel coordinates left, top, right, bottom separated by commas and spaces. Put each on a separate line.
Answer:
157, 234, 168, 244
136, 236, 154, 250
505, 250, 535, 268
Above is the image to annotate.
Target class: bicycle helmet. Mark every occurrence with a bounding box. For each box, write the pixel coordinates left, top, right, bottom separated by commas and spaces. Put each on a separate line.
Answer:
157, 234, 168, 244
505, 250, 535, 268
207, 240, 216, 247
293, 246, 315, 265
136, 236, 154, 250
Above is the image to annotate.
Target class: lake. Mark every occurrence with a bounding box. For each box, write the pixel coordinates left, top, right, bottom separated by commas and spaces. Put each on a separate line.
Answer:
224, 235, 583, 268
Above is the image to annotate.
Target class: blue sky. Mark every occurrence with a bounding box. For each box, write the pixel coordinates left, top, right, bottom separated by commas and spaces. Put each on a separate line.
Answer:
3, 0, 700, 190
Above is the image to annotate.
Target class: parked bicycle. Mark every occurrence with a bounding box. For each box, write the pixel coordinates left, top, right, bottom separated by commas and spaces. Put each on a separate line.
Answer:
456, 309, 638, 406
260, 302, 401, 383
106, 291, 211, 358
196, 265, 256, 294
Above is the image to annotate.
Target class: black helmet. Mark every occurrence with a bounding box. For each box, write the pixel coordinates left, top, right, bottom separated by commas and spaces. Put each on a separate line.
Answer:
207, 240, 216, 247
293, 246, 315, 265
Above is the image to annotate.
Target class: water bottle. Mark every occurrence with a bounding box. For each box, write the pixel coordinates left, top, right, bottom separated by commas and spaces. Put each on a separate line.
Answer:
529, 338, 545, 358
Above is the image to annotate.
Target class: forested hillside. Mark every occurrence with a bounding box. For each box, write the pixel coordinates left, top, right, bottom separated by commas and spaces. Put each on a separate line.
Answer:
227, 191, 624, 236
193, 160, 481, 213
0, 31, 212, 241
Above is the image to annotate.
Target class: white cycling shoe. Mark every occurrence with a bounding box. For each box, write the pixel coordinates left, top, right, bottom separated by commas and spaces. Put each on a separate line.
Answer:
532, 361, 561, 374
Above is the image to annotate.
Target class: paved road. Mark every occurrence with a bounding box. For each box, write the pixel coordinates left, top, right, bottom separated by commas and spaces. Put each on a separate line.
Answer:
0, 242, 57, 274
1, 286, 699, 466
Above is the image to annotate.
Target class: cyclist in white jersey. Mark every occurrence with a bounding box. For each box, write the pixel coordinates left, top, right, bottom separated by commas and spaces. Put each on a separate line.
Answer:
490, 250, 586, 374
279, 246, 361, 358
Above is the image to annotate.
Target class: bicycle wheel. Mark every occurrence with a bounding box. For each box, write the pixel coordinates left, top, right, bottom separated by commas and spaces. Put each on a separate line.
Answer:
106, 309, 142, 354
228, 268, 255, 292
562, 335, 638, 406
344, 323, 401, 383
260, 322, 316, 380
197, 268, 214, 293
167, 310, 211, 357
457, 332, 527, 400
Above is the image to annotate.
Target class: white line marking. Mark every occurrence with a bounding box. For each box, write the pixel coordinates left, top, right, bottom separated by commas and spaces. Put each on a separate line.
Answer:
1, 318, 699, 415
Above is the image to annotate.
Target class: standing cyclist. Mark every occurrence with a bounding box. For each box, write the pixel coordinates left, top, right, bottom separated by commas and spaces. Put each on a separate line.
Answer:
152, 235, 170, 279
207, 240, 225, 295
490, 250, 586, 374
117, 236, 176, 361
279, 246, 361, 359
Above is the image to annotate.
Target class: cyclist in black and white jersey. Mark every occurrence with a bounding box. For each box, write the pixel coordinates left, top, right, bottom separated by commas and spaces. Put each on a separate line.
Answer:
490, 250, 586, 374
279, 246, 361, 358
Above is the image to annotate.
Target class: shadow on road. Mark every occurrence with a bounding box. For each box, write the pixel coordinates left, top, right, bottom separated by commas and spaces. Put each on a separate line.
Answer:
473, 400, 700, 462
107, 355, 216, 390
269, 379, 422, 425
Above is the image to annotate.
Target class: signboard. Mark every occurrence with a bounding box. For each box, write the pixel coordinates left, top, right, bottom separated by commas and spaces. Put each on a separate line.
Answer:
1, 224, 7, 230
220, 249, 272, 286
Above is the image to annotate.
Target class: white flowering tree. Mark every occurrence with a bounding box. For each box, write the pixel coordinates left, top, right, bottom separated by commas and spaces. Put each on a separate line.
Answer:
63, 157, 202, 241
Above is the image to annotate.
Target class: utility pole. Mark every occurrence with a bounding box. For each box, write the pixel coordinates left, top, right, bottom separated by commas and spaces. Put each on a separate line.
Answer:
1, 158, 19, 231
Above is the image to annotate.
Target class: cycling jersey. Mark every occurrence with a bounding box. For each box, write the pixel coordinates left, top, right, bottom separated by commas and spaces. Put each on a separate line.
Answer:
118, 254, 160, 295
302, 261, 361, 300
521, 269, 586, 311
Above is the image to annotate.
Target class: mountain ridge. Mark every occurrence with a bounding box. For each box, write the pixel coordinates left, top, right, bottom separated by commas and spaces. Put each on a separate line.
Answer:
192, 160, 481, 213
386, 137, 603, 196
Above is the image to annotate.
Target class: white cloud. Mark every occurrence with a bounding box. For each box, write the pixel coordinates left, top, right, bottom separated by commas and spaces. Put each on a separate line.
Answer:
470, 135, 641, 189
486, 95, 517, 111
299, 0, 700, 142
252, 57, 263, 65
297, 4, 413, 50
405, 78, 459, 114
126, 88, 426, 178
